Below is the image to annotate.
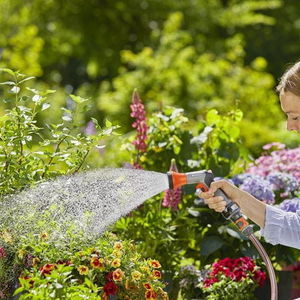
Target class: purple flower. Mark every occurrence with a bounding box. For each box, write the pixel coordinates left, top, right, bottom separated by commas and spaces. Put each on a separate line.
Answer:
84, 120, 97, 135
231, 173, 263, 186
279, 198, 300, 212
240, 177, 275, 204
266, 172, 298, 193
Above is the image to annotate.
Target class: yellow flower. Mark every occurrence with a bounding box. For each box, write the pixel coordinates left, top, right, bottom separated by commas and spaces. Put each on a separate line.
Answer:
32, 257, 40, 267
18, 249, 26, 260
111, 258, 121, 268
39, 232, 49, 240
112, 250, 123, 258
113, 268, 124, 281
148, 260, 161, 269
113, 242, 123, 251
1, 231, 13, 244
152, 270, 161, 279
90, 257, 105, 270
77, 265, 89, 275
131, 270, 142, 281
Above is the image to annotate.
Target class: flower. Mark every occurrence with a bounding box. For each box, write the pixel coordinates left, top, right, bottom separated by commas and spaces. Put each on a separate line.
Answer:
77, 265, 89, 275
84, 120, 97, 135
39, 232, 49, 240
113, 242, 123, 250
278, 198, 300, 212
131, 270, 142, 281
111, 258, 121, 268
103, 281, 118, 296
152, 270, 161, 279
39, 263, 56, 276
0, 247, 6, 259
145, 290, 157, 300
231, 173, 264, 186
253, 270, 267, 286
32, 257, 40, 267
148, 260, 161, 269
144, 283, 152, 290
162, 159, 182, 210
90, 257, 105, 270
247, 146, 300, 183
130, 90, 148, 168
112, 250, 123, 258
203, 257, 266, 288
239, 177, 275, 204
262, 142, 285, 151
266, 172, 298, 192
113, 268, 124, 281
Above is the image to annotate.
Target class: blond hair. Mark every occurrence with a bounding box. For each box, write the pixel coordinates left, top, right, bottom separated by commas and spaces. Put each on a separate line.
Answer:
276, 61, 300, 96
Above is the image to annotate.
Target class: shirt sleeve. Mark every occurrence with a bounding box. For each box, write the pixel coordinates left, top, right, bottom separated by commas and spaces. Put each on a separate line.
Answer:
261, 205, 300, 249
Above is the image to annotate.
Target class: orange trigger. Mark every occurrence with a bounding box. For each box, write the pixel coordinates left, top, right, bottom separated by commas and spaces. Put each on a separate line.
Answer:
196, 183, 209, 192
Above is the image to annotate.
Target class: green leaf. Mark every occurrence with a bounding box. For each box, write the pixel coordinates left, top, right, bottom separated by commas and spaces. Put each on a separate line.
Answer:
0, 68, 15, 76
18, 76, 35, 84
70, 94, 89, 104
206, 109, 220, 125
105, 119, 112, 127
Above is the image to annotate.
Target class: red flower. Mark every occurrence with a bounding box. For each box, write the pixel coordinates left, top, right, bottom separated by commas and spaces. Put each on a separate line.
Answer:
106, 272, 113, 281
39, 263, 56, 276
253, 270, 267, 286
103, 281, 118, 295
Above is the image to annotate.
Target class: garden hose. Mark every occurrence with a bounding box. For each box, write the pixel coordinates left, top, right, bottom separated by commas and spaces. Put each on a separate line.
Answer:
167, 170, 278, 300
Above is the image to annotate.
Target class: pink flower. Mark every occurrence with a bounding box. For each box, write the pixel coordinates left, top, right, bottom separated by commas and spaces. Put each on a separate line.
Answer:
0, 248, 6, 258
162, 159, 182, 210
130, 90, 148, 168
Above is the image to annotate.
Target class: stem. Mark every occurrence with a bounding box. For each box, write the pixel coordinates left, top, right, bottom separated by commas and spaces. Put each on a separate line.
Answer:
42, 137, 67, 178
73, 149, 90, 174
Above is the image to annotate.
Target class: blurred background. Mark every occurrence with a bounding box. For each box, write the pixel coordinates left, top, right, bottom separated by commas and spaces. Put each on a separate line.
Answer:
1, 0, 300, 158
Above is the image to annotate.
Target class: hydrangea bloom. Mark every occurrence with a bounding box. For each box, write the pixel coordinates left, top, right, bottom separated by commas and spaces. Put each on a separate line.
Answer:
239, 177, 275, 204
247, 146, 300, 183
266, 172, 299, 193
231, 173, 264, 186
278, 198, 300, 212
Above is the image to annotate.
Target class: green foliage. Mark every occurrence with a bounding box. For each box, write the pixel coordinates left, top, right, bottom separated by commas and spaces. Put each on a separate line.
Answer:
14, 232, 167, 299
0, 68, 118, 196
98, 12, 282, 154
114, 106, 252, 298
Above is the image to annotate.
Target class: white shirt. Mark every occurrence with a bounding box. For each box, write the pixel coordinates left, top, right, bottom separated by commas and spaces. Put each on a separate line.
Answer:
261, 205, 300, 249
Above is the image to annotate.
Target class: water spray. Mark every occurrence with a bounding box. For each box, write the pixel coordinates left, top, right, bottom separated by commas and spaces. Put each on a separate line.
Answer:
167, 170, 278, 300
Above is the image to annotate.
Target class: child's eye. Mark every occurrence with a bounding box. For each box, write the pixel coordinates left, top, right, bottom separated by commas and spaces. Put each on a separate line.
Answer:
292, 117, 300, 121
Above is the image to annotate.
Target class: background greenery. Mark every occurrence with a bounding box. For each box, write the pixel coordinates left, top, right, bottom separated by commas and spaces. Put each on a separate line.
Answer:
1, 0, 300, 157
1, 0, 300, 298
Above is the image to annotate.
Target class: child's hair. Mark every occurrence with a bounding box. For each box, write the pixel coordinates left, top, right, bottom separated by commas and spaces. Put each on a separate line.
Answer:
276, 61, 300, 96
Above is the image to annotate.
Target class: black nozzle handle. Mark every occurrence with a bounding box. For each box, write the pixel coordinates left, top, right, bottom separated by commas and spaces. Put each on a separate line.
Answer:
202, 172, 241, 220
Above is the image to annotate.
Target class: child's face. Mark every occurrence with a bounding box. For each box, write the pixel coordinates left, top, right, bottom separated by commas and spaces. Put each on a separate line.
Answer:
280, 91, 300, 132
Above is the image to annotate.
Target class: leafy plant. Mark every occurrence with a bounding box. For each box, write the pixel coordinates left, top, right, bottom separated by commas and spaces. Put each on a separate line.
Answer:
14, 232, 168, 299
0, 68, 118, 197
